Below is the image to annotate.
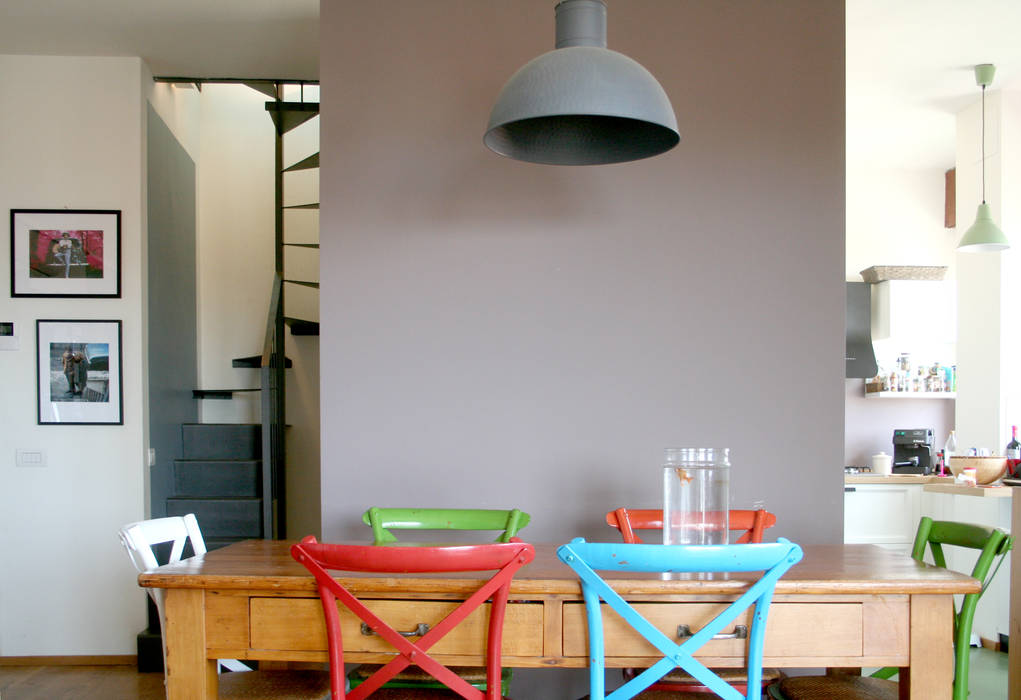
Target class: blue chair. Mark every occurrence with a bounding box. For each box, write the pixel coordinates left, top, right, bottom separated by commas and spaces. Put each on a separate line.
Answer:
557, 537, 803, 700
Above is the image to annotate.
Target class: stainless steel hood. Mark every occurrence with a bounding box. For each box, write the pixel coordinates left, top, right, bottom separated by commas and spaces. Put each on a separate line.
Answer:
846, 282, 878, 379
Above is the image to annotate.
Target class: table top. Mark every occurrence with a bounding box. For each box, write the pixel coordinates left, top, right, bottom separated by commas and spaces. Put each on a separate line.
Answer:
138, 540, 980, 597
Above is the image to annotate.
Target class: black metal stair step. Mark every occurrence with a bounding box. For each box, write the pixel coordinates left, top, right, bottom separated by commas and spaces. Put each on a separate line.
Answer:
285, 317, 320, 336
231, 355, 293, 369
166, 497, 264, 539
283, 202, 319, 210
265, 101, 319, 134
284, 279, 319, 289
283, 152, 319, 172
283, 242, 319, 248
173, 459, 261, 498
191, 388, 260, 400
181, 423, 261, 460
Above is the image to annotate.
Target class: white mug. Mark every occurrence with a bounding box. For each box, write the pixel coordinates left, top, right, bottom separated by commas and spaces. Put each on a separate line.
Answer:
871, 452, 893, 476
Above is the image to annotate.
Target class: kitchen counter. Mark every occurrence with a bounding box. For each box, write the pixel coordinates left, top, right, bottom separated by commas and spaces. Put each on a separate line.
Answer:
923, 482, 1014, 498
845, 474, 951, 485
845, 474, 1014, 497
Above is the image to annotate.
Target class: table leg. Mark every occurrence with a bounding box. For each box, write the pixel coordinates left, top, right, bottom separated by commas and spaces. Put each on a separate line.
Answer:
1009, 489, 1021, 700
164, 588, 217, 699
899, 594, 954, 700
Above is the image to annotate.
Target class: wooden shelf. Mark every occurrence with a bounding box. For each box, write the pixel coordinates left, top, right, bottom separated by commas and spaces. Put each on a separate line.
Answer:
865, 391, 956, 399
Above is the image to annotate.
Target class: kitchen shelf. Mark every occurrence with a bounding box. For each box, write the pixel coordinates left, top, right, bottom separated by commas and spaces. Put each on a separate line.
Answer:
864, 391, 956, 399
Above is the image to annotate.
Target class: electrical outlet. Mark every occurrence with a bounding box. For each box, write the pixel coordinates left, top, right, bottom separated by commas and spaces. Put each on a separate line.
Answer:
16, 449, 46, 468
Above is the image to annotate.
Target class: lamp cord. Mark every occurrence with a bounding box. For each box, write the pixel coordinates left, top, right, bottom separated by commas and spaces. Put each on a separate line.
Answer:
981, 84, 987, 204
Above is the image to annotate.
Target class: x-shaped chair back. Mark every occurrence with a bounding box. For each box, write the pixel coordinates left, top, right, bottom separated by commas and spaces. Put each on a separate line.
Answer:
557, 538, 802, 700
291, 536, 535, 699
910, 517, 1012, 700
605, 508, 777, 545
362, 507, 531, 545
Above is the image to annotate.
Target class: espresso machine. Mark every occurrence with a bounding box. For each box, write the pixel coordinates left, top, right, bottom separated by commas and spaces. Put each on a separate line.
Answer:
892, 429, 933, 474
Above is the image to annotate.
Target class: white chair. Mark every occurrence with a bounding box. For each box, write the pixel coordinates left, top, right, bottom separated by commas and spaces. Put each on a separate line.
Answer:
118, 513, 330, 699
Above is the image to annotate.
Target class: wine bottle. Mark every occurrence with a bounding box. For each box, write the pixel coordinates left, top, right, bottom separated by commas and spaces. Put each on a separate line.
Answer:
1006, 425, 1020, 460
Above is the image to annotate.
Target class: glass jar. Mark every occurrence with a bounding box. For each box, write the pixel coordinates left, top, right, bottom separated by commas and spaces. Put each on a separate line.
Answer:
663, 447, 730, 545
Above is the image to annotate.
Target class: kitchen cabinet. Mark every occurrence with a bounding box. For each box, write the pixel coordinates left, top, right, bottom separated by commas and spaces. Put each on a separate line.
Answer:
843, 482, 921, 555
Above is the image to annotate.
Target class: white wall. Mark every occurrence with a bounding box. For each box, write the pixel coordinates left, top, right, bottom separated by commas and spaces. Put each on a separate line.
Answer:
955, 90, 1016, 453
845, 146, 959, 464
846, 164, 957, 280
0, 55, 147, 655
195, 85, 276, 424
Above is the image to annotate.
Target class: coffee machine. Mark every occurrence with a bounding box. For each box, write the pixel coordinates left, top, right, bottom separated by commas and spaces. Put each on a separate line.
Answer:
892, 429, 933, 475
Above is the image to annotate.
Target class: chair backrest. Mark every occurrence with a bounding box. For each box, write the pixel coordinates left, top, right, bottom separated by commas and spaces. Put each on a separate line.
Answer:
117, 514, 209, 669
605, 507, 777, 544
910, 516, 1012, 690
361, 507, 531, 544
118, 513, 207, 590
558, 537, 802, 700
291, 536, 535, 700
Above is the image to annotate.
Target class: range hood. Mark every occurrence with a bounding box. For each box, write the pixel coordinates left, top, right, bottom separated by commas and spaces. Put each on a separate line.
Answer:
846, 282, 878, 379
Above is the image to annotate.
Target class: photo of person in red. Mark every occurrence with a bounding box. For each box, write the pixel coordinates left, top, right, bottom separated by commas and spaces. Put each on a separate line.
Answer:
28, 229, 104, 279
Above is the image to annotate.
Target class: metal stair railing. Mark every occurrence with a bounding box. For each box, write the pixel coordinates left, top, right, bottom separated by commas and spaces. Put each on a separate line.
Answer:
260, 273, 286, 539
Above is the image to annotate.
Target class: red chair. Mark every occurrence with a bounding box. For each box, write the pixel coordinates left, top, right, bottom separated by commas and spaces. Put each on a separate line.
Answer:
605, 507, 780, 697
605, 507, 777, 545
290, 536, 534, 699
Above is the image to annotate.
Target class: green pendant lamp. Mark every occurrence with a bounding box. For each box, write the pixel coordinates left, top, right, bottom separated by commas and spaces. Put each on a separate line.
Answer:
484, 0, 679, 165
958, 63, 1009, 252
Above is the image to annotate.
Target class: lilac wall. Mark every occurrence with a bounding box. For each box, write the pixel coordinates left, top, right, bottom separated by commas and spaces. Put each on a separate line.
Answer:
319, 3, 844, 694
318, 0, 844, 537
845, 379, 954, 467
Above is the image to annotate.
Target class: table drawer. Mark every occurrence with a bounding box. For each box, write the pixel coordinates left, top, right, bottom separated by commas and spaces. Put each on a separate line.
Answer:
563, 602, 864, 658
250, 597, 543, 656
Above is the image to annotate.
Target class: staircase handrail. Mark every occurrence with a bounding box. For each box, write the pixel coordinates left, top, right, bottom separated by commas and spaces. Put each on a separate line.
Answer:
259, 273, 286, 538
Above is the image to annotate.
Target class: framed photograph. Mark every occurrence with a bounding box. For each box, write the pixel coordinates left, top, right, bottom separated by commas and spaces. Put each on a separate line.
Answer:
37, 319, 123, 425
11, 209, 121, 297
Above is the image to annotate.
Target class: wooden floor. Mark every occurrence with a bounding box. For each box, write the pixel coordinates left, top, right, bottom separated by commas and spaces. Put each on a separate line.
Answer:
0, 664, 165, 700
0, 650, 1011, 699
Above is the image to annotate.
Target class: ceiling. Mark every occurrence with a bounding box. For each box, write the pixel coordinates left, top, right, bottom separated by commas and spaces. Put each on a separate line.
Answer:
1, 0, 1019, 171
0, 0, 318, 81
848, 0, 1021, 170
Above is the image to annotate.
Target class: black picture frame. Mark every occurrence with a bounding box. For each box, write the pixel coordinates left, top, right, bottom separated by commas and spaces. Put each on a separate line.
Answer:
36, 319, 124, 425
11, 209, 122, 298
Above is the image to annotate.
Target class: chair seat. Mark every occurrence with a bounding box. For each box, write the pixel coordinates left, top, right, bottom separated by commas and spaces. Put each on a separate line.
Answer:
352, 664, 505, 683
776, 675, 898, 700
217, 670, 331, 700
651, 666, 784, 684
636, 692, 755, 700
357, 688, 497, 699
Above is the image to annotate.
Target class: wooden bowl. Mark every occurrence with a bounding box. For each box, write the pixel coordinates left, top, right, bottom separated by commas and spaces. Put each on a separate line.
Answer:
948, 456, 1008, 484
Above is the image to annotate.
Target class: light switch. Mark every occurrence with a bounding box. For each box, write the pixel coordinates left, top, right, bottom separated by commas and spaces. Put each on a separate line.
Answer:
148, 448, 156, 467
16, 449, 46, 468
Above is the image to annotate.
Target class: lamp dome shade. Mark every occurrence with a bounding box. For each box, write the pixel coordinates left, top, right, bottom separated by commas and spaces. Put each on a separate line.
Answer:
484, 46, 680, 165
958, 202, 1009, 252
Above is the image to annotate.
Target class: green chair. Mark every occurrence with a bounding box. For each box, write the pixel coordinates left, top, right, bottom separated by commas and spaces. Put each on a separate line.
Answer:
361, 506, 531, 545
352, 506, 532, 695
770, 517, 1012, 700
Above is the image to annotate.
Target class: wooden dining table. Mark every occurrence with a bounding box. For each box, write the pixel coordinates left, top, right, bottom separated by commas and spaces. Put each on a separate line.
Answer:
138, 540, 979, 700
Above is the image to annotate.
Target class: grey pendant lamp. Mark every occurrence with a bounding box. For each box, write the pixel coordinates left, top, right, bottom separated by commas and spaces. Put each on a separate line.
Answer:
958, 63, 1009, 252
484, 0, 679, 165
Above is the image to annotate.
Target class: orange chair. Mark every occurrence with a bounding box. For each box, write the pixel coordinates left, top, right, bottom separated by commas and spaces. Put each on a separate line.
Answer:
606, 507, 780, 697
605, 507, 777, 545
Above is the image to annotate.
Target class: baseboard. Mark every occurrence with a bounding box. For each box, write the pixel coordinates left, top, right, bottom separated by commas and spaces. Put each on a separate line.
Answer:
980, 637, 1003, 652
0, 655, 136, 666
